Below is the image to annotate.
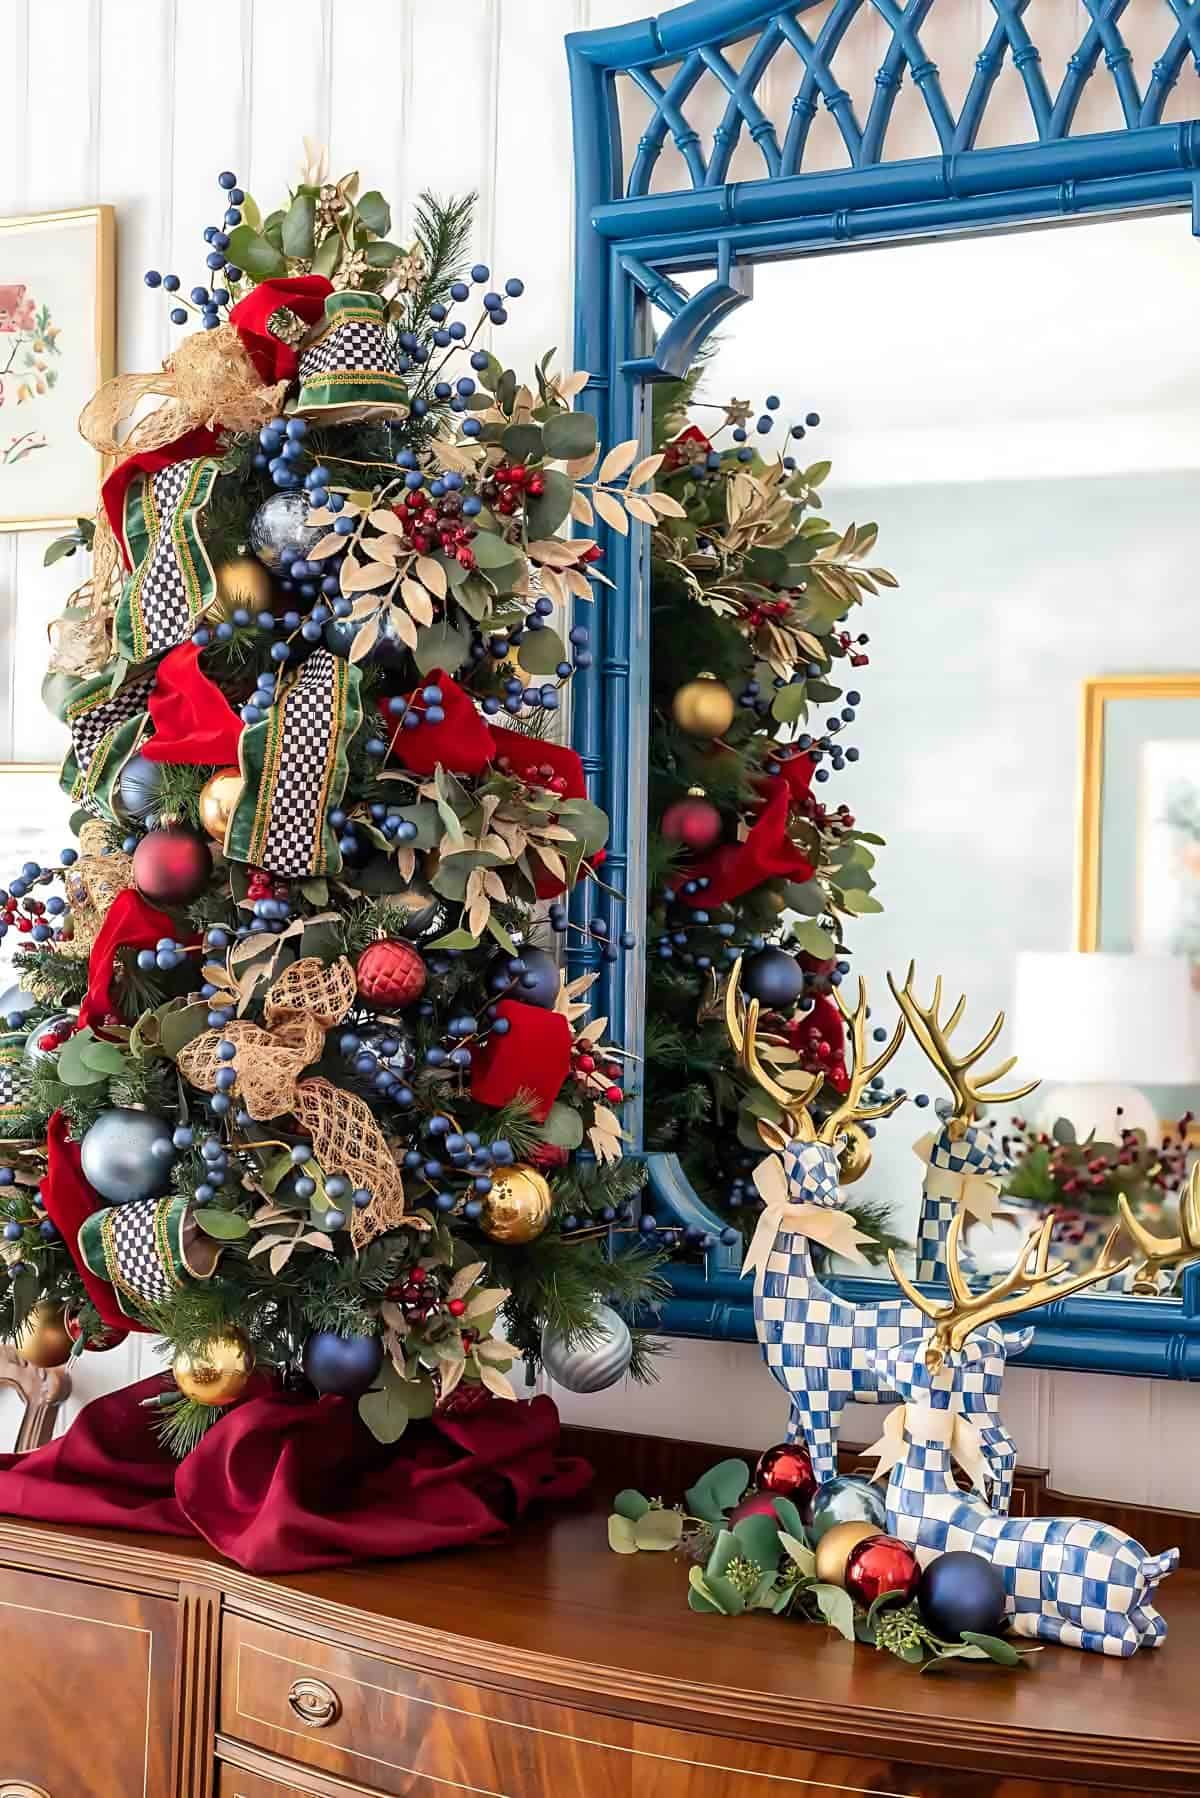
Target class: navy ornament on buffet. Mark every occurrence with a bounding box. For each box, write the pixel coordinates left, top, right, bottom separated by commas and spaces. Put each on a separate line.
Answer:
916, 1551, 1008, 1641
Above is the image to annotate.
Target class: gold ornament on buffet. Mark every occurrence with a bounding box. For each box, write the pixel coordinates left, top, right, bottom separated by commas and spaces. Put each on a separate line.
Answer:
837, 1122, 873, 1186
479, 1165, 553, 1244
172, 1328, 254, 1406
813, 1519, 881, 1587
198, 767, 245, 842
212, 554, 274, 619
14, 1302, 73, 1369
671, 673, 735, 739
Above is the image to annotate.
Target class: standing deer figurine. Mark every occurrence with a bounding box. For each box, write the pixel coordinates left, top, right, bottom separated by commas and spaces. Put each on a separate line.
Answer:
869, 1214, 1178, 1656
729, 963, 1023, 1510
888, 964, 1039, 1283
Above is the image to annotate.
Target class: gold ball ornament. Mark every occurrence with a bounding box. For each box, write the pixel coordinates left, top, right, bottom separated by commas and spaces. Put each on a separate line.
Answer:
198, 767, 244, 841
14, 1302, 73, 1368
479, 1164, 553, 1244
671, 674, 736, 739
814, 1520, 882, 1587
838, 1124, 873, 1186
212, 554, 274, 619
172, 1330, 254, 1407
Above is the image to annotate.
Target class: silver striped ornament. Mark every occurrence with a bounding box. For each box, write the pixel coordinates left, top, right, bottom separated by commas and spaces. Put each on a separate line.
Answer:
540, 1304, 633, 1394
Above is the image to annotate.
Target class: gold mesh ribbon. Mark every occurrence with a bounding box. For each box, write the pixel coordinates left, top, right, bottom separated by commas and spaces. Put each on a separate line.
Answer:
56, 844, 134, 964
177, 955, 411, 1250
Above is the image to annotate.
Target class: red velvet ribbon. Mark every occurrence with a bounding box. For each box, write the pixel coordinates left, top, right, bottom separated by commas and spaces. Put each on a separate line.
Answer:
470, 999, 573, 1122
102, 425, 222, 571
77, 888, 191, 1032
677, 781, 814, 907
140, 642, 243, 766
40, 1113, 150, 1334
227, 274, 332, 385
662, 423, 715, 470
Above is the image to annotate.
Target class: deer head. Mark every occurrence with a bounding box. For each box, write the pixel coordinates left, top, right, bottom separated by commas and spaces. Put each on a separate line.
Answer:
888, 1210, 1130, 1375
1116, 1163, 1200, 1295
886, 963, 1038, 1142
724, 956, 906, 1155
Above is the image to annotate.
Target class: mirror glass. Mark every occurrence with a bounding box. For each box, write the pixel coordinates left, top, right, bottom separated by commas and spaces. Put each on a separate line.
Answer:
651, 214, 1200, 1298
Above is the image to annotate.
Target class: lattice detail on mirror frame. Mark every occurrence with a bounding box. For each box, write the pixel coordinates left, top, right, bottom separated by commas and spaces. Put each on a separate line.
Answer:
606, 1, 1200, 197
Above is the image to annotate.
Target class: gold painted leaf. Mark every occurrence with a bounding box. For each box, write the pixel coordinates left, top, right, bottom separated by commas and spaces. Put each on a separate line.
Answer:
592, 489, 628, 534
307, 531, 346, 560
628, 452, 664, 489
415, 555, 447, 599
648, 490, 687, 518
368, 508, 406, 534
570, 489, 594, 526
349, 617, 380, 662
625, 495, 657, 525
598, 439, 639, 484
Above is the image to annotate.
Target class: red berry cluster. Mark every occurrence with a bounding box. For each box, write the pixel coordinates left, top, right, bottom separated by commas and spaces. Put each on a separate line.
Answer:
246, 868, 289, 904
571, 1049, 623, 1105
794, 792, 856, 835
744, 597, 792, 632
833, 627, 870, 668
3, 892, 44, 936
482, 462, 545, 518
783, 1016, 838, 1074
493, 754, 570, 799
1004, 1113, 1193, 1209
395, 491, 477, 567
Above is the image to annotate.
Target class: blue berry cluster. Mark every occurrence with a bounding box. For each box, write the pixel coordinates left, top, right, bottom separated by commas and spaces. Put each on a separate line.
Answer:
144, 170, 245, 328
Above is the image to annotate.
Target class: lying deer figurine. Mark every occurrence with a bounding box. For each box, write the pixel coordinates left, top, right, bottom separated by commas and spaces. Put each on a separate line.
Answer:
889, 965, 1038, 1283
869, 1213, 1178, 1656
728, 963, 1023, 1510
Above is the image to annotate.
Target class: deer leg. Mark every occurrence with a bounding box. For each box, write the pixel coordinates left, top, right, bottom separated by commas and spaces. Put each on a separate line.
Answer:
973, 1420, 1017, 1515
786, 1387, 841, 1486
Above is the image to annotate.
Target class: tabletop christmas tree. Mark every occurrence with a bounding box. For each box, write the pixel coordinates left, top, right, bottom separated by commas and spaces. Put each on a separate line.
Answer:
0, 156, 671, 1562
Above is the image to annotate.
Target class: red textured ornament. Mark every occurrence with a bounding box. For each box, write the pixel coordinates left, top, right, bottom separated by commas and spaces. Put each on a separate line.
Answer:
435, 1377, 495, 1418
754, 1442, 817, 1509
843, 1533, 921, 1609
355, 938, 427, 1010
661, 793, 722, 853
131, 826, 213, 906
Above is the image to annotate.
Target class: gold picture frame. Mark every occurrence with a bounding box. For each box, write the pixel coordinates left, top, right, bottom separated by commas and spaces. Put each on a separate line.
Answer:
0, 205, 114, 533
1076, 674, 1200, 952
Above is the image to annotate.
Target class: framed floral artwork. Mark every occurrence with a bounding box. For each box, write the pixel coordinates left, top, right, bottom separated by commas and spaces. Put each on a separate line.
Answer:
0, 206, 114, 531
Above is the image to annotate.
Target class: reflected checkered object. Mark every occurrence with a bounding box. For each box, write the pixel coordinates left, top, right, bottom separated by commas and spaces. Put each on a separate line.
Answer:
913, 1119, 1007, 1281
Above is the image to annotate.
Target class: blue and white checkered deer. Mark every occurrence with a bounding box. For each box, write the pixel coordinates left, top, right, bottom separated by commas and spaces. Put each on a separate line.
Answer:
888, 966, 1038, 1284
868, 1212, 1178, 1656
728, 964, 1022, 1510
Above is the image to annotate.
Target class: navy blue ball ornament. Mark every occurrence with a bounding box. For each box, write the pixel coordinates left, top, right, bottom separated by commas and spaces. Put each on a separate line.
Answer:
80, 1108, 175, 1203
806, 1473, 888, 1543
740, 946, 804, 1010
917, 1551, 1008, 1641
489, 945, 559, 1009
303, 1329, 384, 1396
117, 753, 163, 824
324, 606, 407, 668
0, 985, 36, 1027
248, 491, 324, 573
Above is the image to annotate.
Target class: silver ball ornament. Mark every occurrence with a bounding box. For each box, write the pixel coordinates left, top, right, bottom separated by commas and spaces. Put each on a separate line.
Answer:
248, 492, 325, 574
23, 1014, 74, 1066
117, 753, 163, 824
540, 1303, 633, 1394
80, 1108, 175, 1204
392, 879, 447, 943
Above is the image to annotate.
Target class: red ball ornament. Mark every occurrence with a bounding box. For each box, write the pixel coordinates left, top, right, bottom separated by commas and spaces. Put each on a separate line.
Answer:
728, 1491, 781, 1527
131, 826, 213, 906
355, 938, 427, 1010
64, 1309, 128, 1353
754, 1442, 817, 1509
843, 1534, 921, 1610
661, 792, 722, 854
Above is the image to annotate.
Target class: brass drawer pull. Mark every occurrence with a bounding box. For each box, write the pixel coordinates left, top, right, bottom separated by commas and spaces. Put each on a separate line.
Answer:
1, 1785, 52, 1797
287, 1675, 342, 1728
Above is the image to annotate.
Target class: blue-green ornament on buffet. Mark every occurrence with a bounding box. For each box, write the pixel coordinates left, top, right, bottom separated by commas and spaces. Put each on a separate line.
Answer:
806, 1472, 888, 1542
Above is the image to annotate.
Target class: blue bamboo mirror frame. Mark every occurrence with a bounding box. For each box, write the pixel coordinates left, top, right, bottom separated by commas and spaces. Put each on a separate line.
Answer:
565, 0, 1200, 1380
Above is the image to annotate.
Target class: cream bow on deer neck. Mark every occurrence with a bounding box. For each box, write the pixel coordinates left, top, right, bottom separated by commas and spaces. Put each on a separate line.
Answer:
740, 1152, 875, 1281
866, 1399, 989, 1492
913, 1131, 1001, 1225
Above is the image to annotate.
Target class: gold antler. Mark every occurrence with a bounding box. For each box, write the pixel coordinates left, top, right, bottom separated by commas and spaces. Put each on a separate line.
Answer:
888, 1211, 1130, 1372
886, 962, 1038, 1136
1116, 1164, 1200, 1295
818, 979, 906, 1145
724, 958, 821, 1143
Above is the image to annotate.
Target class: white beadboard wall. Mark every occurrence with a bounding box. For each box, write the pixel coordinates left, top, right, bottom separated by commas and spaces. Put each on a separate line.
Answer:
0, 0, 1193, 1515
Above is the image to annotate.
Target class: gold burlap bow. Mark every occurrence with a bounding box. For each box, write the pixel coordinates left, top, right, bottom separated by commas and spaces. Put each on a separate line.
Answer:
178, 954, 415, 1252
913, 1131, 1001, 1225
740, 1151, 875, 1281
866, 1400, 989, 1492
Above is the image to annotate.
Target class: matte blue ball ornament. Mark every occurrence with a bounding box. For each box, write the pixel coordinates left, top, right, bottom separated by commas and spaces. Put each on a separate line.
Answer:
117, 753, 163, 824
323, 606, 406, 668
917, 1551, 1008, 1641
489, 944, 560, 1010
540, 1304, 632, 1393
80, 1108, 176, 1203
248, 491, 324, 573
303, 1329, 384, 1396
806, 1474, 888, 1543
740, 946, 805, 1010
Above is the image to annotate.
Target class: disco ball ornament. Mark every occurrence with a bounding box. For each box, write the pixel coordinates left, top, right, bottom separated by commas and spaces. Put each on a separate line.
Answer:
132, 825, 213, 906
212, 553, 274, 617
80, 1108, 175, 1204
479, 1164, 552, 1244
540, 1303, 632, 1393
117, 752, 163, 824
324, 606, 407, 668
361, 1021, 416, 1077
198, 767, 244, 842
917, 1551, 1008, 1641
488, 944, 559, 1010
391, 879, 447, 942
754, 1441, 817, 1509
303, 1329, 384, 1396
807, 1473, 888, 1544
173, 1329, 253, 1407
248, 491, 325, 573
24, 1015, 73, 1066
838, 1123, 873, 1185
741, 946, 804, 1010
14, 1303, 73, 1369
844, 1534, 921, 1609
671, 674, 735, 739
355, 939, 427, 1010
660, 789, 722, 853
813, 1519, 882, 1586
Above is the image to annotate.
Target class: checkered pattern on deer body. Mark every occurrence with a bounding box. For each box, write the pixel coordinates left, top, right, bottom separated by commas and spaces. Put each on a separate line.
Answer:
913, 1121, 1005, 1280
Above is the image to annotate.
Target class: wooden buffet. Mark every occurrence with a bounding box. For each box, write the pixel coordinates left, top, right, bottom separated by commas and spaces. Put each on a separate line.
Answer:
0, 1453, 1196, 1798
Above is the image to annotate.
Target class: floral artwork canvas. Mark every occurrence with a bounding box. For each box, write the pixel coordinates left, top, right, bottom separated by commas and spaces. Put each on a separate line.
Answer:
1136, 738, 1200, 963
0, 207, 114, 529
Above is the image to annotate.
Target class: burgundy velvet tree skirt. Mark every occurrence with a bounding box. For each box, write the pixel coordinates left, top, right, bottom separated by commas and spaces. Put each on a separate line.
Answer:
0, 1378, 591, 1573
